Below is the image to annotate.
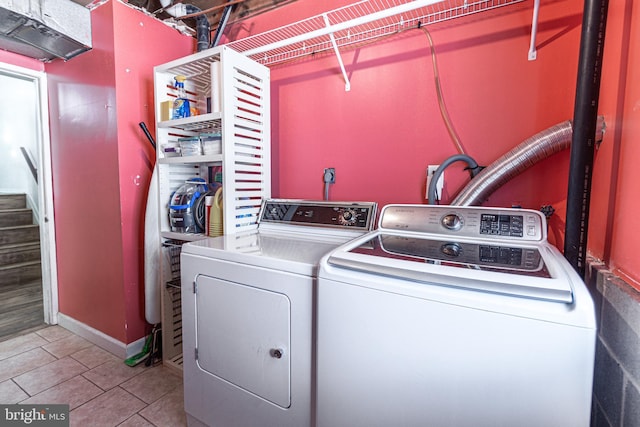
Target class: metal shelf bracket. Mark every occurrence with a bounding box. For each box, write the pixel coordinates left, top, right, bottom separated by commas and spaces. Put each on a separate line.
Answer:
322, 13, 351, 92
528, 0, 540, 60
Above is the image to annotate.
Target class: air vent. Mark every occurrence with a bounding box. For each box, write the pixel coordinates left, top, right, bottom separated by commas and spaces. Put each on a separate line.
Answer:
0, 0, 91, 62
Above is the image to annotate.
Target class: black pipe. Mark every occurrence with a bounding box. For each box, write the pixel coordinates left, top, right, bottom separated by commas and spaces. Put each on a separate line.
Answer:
185, 5, 211, 52
211, 1, 235, 48
564, 0, 609, 276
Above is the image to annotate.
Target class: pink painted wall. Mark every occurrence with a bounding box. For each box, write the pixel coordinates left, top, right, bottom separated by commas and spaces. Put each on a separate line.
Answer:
587, 0, 640, 289
228, 0, 582, 248
227, 0, 640, 288
5, 0, 637, 346
110, 1, 194, 343
46, 2, 124, 340
45, 1, 193, 343
608, 3, 640, 289
0, 50, 44, 72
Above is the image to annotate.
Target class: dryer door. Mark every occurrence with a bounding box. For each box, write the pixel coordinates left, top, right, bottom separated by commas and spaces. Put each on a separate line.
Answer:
194, 274, 291, 407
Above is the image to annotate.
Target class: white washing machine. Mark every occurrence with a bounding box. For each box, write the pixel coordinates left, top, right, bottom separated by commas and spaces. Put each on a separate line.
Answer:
180, 199, 377, 427
316, 204, 596, 427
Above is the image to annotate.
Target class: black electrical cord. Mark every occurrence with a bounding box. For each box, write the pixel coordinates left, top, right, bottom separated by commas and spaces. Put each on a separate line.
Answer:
193, 191, 213, 233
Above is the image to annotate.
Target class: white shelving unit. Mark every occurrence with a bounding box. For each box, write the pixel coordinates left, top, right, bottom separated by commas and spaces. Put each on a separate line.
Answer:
153, 45, 270, 372
226, 0, 526, 90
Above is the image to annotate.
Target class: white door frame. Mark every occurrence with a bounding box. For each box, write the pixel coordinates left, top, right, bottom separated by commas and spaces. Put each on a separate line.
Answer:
0, 62, 59, 324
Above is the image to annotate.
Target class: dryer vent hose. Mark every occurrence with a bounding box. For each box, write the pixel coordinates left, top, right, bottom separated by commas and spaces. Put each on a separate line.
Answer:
451, 121, 573, 206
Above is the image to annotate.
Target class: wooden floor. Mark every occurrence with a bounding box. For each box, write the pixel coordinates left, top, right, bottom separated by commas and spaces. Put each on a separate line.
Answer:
0, 193, 45, 342
0, 279, 45, 342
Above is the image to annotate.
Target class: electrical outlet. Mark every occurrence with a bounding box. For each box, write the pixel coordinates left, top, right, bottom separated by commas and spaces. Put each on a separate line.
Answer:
426, 165, 444, 199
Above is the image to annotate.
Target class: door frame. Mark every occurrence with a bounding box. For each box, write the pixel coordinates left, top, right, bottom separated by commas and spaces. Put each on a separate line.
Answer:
0, 62, 59, 324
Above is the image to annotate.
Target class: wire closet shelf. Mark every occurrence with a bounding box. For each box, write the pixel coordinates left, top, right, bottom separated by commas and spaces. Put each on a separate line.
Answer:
226, 0, 526, 67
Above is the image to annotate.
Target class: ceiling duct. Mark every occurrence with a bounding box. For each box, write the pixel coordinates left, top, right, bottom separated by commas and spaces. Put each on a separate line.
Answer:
0, 0, 91, 62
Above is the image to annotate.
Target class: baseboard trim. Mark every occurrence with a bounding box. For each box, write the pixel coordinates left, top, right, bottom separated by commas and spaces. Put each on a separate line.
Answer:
56, 313, 146, 359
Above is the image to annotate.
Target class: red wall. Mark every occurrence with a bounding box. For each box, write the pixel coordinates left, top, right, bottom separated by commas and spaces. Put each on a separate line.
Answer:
46, 2, 125, 340
45, 1, 193, 343
230, 0, 640, 287
6, 0, 638, 345
0, 50, 44, 72
610, 4, 640, 288
111, 1, 193, 343
588, 0, 640, 288
228, 0, 583, 248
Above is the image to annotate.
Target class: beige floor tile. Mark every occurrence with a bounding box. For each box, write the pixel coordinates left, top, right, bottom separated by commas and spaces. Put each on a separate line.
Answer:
0, 379, 29, 403
0, 332, 48, 361
83, 358, 148, 391
20, 375, 103, 409
70, 344, 120, 369
0, 347, 56, 383
14, 356, 88, 396
138, 387, 187, 427
120, 365, 182, 404
35, 326, 74, 343
70, 387, 146, 427
117, 414, 156, 427
42, 334, 93, 358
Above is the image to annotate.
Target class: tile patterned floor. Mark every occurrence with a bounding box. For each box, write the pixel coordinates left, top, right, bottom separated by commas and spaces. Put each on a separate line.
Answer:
0, 326, 186, 427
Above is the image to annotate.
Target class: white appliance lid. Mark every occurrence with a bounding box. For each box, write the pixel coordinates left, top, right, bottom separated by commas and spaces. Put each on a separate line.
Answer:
326, 202, 577, 304
321, 204, 574, 303
182, 231, 351, 276
352, 234, 549, 277
326, 231, 574, 303
181, 199, 378, 276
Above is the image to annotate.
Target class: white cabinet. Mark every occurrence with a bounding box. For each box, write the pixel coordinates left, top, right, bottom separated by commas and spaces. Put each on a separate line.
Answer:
153, 46, 270, 371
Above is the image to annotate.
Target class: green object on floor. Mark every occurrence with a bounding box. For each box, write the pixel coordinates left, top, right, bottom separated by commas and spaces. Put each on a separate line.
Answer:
124, 333, 152, 367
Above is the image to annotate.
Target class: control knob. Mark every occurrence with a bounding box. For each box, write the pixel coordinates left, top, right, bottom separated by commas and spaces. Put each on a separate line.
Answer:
441, 213, 463, 231
441, 243, 462, 257
339, 209, 358, 226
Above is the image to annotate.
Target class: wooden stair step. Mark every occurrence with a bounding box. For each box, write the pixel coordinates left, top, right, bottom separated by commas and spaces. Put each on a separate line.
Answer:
0, 224, 39, 245
0, 242, 40, 266
0, 308, 45, 342
0, 280, 45, 342
0, 261, 42, 286
0, 280, 43, 309
0, 194, 27, 210
0, 209, 33, 228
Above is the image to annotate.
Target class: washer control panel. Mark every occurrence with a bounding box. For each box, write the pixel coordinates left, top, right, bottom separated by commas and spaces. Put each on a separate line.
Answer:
259, 199, 377, 231
380, 205, 545, 241
479, 213, 524, 237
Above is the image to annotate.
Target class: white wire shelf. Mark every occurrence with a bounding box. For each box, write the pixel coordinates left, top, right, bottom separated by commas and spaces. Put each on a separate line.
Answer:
158, 113, 222, 132
227, 0, 526, 68
158, 154, 223, 164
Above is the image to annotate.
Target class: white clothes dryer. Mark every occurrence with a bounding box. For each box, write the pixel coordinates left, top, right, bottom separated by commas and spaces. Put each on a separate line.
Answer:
316, 204, 596, 427
180, 199, 377, 427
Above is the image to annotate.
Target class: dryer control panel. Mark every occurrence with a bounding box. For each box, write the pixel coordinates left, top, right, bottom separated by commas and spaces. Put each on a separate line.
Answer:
380, 205, 545, 241
259, 199, 377, 231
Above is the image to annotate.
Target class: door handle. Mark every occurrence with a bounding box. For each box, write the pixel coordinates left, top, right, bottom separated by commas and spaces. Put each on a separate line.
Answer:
270, 348, 284, 359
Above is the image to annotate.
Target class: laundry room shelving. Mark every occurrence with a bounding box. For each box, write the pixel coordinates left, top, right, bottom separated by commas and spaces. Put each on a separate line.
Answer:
226, 0, 526, 90
153, 45, 271, 373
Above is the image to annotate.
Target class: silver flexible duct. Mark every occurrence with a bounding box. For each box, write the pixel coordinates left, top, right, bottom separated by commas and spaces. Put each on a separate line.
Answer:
451, 121, 573, 206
